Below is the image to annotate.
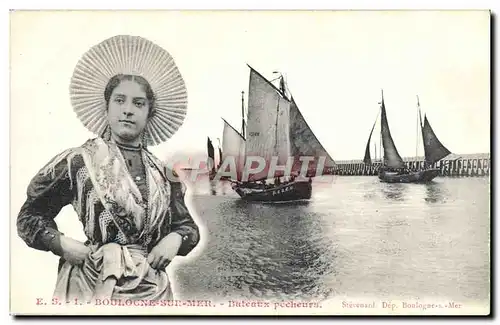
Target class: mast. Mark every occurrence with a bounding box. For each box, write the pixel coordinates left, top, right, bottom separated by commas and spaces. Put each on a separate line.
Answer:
379, 90, 383, 161
274, 74, 287, 165
274, 95, 279, 160
273, 73, 284, 170
416, 95, 420, 160
241, 91, 246, 138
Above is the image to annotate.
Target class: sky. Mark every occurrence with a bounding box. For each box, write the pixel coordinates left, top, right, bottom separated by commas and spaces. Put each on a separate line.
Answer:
8, 9, 491, 311
11, 10, 490, 166
10, 10, 490, 185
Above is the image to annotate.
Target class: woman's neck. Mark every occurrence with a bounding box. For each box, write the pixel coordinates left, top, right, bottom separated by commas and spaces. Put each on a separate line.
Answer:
110, 133, 142, 148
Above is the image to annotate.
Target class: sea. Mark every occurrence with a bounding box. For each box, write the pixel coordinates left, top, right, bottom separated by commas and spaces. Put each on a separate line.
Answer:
171, 175, 490, 308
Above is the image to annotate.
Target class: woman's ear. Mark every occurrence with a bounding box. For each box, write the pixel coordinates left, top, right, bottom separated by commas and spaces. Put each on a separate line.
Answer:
148, 106, 156, 119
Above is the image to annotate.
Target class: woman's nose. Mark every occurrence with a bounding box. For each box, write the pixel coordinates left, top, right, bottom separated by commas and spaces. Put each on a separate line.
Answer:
122, 102, 134, 116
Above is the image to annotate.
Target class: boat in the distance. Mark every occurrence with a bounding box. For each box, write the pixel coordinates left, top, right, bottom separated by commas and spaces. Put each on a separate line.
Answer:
206, 136, 216, 180
364, 91, 454, 183
219, 65, 335, 202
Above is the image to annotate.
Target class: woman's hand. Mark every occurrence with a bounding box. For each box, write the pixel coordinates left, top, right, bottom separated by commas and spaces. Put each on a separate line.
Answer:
59, 236, 91, 266
147, 232, 182, 270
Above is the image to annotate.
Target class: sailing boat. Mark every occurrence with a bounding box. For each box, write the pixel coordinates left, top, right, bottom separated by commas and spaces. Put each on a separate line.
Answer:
207, 136, 216, 180
364, 91, 452, 183
220, 65, 335, 202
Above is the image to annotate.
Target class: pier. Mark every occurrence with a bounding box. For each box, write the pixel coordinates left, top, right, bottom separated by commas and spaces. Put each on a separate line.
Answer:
332, 153, 490, 177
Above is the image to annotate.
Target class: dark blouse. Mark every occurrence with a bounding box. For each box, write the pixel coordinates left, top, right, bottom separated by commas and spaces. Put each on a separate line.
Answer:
118, 143, 149, 200
16, 143, 200, 258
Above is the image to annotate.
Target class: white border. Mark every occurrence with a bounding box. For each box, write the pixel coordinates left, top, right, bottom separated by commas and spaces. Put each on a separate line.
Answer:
2, 1, 497, 324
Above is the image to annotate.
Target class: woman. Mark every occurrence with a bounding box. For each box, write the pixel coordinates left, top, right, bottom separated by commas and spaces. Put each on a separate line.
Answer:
16, 35, 200, 302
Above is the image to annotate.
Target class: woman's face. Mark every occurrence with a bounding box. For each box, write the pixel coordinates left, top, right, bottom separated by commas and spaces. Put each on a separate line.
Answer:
106, 79, 150, 144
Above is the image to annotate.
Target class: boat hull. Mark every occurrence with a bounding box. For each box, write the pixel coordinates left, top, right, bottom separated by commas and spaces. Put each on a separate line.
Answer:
233, 180, 312, 202
378, 168, 440, 183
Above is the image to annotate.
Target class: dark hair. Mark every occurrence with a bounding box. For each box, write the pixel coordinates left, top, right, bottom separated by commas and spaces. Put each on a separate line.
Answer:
104, 74, 156, 118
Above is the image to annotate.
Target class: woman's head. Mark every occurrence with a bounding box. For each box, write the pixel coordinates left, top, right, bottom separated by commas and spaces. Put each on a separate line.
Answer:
104, 74, 156, 145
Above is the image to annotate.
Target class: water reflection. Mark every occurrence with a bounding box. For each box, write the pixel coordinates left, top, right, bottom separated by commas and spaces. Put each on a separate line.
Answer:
381, 183, 407, 201
361, 177, 381, 200
424, 182, 447, 204
219, 180, 228, 195
260, 200, 312, 207
176, 177, 489, 305
218, 200, 336, 300
209, 180, 217, 196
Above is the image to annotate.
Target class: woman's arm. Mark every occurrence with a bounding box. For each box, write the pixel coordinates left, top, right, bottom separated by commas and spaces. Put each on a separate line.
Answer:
168, 179, 200, 256
16, 149, 89, 262
147, 176, 201, 270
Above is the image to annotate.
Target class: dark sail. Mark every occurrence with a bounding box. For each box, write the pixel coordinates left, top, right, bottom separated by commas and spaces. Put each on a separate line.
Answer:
207, 136, 215, 173
380, 96, 405, 169
279, 76, 286, 97
218, 147, 223, 169
289, 97, 335, 175
421, 114, 451, 165
363, 114, 378, 165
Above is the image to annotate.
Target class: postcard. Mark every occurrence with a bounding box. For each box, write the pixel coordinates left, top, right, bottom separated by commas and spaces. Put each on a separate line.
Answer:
9, 9, 491, 316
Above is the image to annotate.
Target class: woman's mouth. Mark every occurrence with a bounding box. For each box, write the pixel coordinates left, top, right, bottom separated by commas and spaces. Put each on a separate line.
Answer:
119, 120, 136, 126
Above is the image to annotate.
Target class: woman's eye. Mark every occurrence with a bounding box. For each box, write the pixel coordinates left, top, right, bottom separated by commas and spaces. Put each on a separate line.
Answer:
135, 101, 145, 108
114, 98, 124, 104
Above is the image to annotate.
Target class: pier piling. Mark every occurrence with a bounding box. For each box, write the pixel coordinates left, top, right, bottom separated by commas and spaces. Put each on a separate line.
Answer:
332, 153, 490, 177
